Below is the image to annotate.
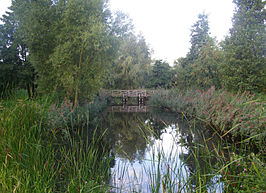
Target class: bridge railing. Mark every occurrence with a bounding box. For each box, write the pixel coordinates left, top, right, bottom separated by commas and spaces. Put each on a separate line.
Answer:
100, 89, 156, 98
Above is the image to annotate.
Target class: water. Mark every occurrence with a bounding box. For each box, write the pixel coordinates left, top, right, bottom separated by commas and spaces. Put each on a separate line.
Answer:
99, 110, 224, 192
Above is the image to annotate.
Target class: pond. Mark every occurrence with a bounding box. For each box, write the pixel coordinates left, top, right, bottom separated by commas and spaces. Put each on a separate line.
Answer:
98, 107, 224, 192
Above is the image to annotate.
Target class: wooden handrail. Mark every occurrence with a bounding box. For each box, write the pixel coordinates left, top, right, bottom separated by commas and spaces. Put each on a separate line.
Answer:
100, 89, 156, 97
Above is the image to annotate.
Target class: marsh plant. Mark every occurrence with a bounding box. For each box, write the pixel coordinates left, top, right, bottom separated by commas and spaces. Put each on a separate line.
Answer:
0, 95, 113, 192
149, 87, 265, 150
1, 90, 264, 193
148, 88, 265, 192
109, 118, 265, 193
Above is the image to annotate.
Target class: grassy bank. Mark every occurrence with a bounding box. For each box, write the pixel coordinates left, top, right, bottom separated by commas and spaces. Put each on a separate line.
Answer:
148, 87, 265, 192
0, 91, 112, 192
1, 89, 265, 192
149, 87, 265, 150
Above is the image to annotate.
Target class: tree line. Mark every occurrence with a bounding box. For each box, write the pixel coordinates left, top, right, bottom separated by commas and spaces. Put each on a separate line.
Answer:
174, 0, 265, 93
0, 0, 265, 105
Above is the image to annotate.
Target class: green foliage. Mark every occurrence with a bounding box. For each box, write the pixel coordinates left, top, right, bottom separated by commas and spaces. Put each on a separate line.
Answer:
0, 7, 35, 98
220, 0, 266, 93
228, 153, 265, 193
174, 13, 221, 89
0, 94, 113, 192
48, 96, 107, 130
9, 0, 117, 104
147, 60, 174, 88
192, 41, 222, 88
50, 0, 114, 102
149, 88, 266, 150
147, 89, 185, 112
187, 13, 211, 62
12, 0, 56, 94
105, 33, 152, 89
174, 4, 265, 93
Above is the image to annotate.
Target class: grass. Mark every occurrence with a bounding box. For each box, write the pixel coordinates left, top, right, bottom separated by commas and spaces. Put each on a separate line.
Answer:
109, 115, 265, 193
0, 91, 113, 192
1, 89, 264, 192
147, 87, 265, 192
148, 87, 265, 151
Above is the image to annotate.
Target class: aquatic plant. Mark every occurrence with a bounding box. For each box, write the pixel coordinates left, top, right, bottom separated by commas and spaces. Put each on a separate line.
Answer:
149, 87, 265, 151
148, 87, 265, 192
0, 94, 113, 192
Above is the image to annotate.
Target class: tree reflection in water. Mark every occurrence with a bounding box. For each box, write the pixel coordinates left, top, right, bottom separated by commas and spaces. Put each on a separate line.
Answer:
99, 111, 224, 192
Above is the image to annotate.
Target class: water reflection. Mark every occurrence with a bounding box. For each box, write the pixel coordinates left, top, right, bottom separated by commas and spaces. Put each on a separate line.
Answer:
100, 110, 224, 192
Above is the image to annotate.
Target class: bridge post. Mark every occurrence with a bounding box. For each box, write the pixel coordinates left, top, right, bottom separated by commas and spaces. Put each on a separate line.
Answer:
122, 94, 127, 105
138, 93, 144, 106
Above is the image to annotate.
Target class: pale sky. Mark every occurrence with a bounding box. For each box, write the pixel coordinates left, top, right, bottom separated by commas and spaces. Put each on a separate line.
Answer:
110, 0, 234, 65
0, 0, 234, 65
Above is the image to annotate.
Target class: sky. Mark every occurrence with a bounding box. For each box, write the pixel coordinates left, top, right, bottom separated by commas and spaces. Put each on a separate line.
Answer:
109, 0, 235, 65
0, 0, 235, 65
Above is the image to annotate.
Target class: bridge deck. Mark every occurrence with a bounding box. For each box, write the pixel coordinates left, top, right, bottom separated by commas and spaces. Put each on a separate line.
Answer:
101, 89, 156, 97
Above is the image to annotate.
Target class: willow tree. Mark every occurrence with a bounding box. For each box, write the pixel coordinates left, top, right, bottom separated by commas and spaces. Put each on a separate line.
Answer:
12, 0, 116, 107
106, 33, 152, 89
49, 0, 115, 107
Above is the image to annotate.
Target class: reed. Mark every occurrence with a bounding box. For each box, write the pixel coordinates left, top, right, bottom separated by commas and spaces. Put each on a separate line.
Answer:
1, 89, 264, 192
110, 116, 265, 193
148, 87, 265, 152
0, 93, 113, 193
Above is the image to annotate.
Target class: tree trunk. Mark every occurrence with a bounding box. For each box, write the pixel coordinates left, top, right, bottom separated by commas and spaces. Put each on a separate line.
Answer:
73, 84, 79, 110
26, 83, 32, 99
73, 48, 83, 110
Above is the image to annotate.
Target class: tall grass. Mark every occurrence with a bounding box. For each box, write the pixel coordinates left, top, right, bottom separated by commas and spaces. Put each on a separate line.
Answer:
110, 117, 265, 192
109, 119, 225, 193
148, 87, 265, 151
1, 89, 264, 192
147, 88, 265, 192
0, 93, 113, 192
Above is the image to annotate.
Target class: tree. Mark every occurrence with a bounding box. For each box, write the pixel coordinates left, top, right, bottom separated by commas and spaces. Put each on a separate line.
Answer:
187, 13, 212, 64
0, 6, 35, 98
49, 0, 115, 107
192, 40, 222, 88
105, 33, 152, 89
175, 13, 218, 89
221, 0, 265, 92
11, 0, 117, 106
12, 0, 57, 94
148, 60, 174, 88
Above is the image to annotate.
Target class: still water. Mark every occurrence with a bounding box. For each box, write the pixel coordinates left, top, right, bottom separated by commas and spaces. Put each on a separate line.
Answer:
99, 110, 223, 192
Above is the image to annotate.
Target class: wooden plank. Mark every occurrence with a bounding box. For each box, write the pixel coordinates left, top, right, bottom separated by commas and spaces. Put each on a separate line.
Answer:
102, 89, 156, 97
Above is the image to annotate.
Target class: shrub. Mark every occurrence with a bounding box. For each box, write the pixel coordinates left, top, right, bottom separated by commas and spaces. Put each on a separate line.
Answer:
48, 95, 107, 130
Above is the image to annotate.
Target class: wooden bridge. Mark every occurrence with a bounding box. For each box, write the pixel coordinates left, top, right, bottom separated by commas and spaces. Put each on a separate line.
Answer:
100, 89, 156, 98
100, 89, 156, 105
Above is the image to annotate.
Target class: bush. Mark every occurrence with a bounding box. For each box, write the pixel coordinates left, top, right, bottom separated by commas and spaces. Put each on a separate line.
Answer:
48, 95, 107, 130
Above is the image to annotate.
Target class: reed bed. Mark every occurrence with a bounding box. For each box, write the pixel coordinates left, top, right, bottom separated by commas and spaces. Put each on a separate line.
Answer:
110, 117, 265, 192
147, 88, 265, 192
0, 93, 113, 193
1, 90, 264, 192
